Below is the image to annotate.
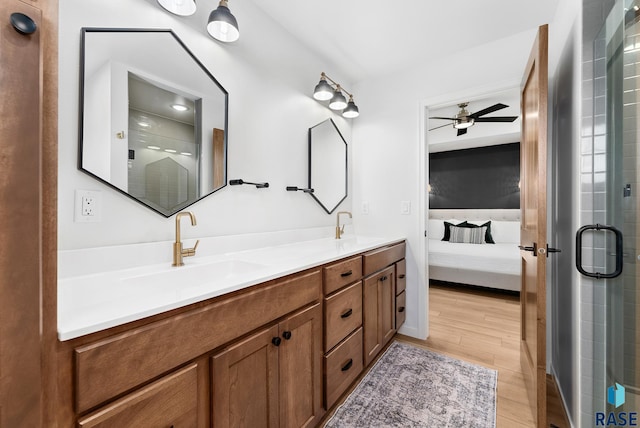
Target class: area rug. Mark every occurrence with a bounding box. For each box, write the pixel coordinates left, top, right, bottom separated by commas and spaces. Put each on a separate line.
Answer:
324, 341, 497, 428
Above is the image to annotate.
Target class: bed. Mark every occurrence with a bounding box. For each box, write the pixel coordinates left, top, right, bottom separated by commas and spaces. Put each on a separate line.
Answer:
428, 209, 521, 292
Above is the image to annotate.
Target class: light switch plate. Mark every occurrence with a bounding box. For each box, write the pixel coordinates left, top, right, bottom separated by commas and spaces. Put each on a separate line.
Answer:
401, 201, 411, 215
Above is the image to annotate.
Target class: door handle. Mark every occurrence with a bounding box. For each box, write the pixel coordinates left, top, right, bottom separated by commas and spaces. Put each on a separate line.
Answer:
518, 242, 537, 256
576, 224, 623, 279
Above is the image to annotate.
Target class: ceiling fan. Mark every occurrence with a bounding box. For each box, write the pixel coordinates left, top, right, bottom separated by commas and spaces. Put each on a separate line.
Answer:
429, 102, 518, 136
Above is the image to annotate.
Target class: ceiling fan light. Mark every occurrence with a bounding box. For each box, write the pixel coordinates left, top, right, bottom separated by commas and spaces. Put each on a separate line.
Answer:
207, 0, 239, 42
157, 0, 197, 16
453, 117, 474, 129
329, 89, 347, 110
342, 99, 359, 118
313, 78, 333, 101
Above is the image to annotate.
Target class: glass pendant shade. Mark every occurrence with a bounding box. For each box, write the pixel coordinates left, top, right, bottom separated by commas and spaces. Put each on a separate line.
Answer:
329, 90, 347, 110
157, 0, 196, 16
313, 79, 333, 101
207, 1, 239, 42
342, 100, 359, 118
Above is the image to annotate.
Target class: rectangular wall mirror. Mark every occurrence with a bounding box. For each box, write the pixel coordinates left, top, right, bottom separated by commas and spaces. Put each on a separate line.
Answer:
79, 28, 228, 217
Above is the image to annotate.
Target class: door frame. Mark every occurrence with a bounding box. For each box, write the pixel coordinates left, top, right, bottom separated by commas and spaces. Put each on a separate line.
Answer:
417, 80, 520, 339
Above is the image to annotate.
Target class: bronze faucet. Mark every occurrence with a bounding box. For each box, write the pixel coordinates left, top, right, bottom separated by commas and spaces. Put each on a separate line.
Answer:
335, 211, 352, 239
172, 211, 199, 267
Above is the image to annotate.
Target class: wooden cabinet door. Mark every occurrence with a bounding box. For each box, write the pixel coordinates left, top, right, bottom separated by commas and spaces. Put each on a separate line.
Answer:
212, 325, 280, 428
0, 2, 43, 427
380, 266, 396, 346
78, 364, 199, 428
279, 303, 323, 428
363, 266, 396, 367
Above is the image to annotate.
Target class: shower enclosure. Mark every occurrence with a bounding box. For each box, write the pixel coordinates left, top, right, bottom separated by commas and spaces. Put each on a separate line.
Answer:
580, 0, 640, 420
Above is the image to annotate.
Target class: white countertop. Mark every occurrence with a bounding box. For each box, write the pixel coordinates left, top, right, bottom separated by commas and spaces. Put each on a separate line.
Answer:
58, 235, 404, 341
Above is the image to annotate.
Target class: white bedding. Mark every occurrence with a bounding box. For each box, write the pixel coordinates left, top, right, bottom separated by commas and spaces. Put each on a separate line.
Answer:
428, 240, 521, 276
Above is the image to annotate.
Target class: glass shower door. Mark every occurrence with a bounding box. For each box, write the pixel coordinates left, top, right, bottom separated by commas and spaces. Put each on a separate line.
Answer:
588, 0, 640, 419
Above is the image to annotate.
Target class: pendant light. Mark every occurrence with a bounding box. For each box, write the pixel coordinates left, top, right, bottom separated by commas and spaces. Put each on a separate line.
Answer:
207, 0, 240, 42
329, 86, 347, 110
157, 0, 197, 16
313, 73, 334, 101
342, 96, 360, 118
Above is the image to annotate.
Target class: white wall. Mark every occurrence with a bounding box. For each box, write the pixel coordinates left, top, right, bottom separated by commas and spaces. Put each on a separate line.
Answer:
59, 0, 352, 250
351, 29, 539, 338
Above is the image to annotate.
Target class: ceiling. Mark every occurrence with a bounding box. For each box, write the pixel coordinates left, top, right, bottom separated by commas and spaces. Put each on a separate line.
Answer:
246, 0, 560, 84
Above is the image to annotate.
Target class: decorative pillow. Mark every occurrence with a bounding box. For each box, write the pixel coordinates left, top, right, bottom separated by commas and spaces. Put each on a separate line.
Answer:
442, 221, 465, 241
449, 225, 487, 244
459, 221, 495, 244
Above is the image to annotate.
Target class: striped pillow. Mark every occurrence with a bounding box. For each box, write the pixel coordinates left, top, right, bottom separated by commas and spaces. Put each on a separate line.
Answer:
449, 225, 487, 244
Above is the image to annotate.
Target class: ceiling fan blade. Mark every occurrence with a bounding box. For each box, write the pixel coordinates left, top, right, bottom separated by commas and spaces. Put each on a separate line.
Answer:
473, 116, 518, 122
428, 123, 453, 131
428, 116, 457, 120
468, 103, 508, 118
457, 128, 467, 137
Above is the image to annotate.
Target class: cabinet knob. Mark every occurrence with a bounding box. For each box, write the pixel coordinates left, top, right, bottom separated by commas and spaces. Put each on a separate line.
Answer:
282, 331, 292, 340
10, 13, 37, 35
341, 359, 353, 371
398, 274, 405, 279
340, 308, 353, 319
272, 337, 282, 347
340, 270, 353, 277
398, 306, 405, 313
380, 275, 387, 281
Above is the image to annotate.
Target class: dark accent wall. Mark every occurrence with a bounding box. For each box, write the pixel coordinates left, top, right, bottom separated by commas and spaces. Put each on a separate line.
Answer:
429, 142, 520, 209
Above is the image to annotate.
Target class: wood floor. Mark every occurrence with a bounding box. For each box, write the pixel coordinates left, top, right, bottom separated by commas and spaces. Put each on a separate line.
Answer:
398, 283, 569, 428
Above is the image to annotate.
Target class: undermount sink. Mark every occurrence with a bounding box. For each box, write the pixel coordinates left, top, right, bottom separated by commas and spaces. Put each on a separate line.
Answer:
121, 259, 268, 290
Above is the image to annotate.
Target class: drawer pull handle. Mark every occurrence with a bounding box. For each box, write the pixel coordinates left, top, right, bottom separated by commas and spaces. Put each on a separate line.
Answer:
340, 270, 353, 277
282, 331, 292, 340
341, 359, 353, 371
340, 308, 353, 319
398, 274, 405, 279
398, 306, 405, 313
272, 337, 282, 347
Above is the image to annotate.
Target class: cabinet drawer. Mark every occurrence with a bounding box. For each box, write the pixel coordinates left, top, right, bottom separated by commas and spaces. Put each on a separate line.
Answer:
396, 259, 406, 295
363, 242, 405, 276
324, 327, 363, 409
396, 291, 406, 329
323, 256, 362, 295
324, 281, 362, 351
75, 269, 321, 413
77, 364, 198, 428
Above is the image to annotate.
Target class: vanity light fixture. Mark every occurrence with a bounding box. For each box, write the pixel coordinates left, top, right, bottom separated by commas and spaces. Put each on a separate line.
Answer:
207, 0, 240, 43
157, 0, 197, 16
170, 103, 189, 112
312, 72, 359, 118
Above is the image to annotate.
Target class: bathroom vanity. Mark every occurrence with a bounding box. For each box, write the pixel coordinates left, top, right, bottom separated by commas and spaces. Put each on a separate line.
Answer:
56, 237, 406, 427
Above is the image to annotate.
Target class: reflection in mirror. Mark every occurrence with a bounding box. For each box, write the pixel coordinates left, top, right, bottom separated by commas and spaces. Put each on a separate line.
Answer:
308, 119, 347, 214
79, 28, 228, 217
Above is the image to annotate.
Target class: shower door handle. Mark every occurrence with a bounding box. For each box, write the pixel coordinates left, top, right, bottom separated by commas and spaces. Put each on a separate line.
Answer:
576, 224, 623, 279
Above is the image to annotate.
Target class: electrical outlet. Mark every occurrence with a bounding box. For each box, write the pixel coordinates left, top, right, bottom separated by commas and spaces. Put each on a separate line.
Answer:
75, 190, 101, 223
362, 201, 370, 215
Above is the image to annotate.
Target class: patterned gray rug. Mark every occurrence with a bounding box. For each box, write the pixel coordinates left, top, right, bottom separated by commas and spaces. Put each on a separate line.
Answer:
324, 341, 497, 428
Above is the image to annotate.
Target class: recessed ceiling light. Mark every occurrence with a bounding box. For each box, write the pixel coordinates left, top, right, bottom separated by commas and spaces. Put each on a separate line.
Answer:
170, 103, 189, 112
147, 145, 161, 150
165, 149, 177, 153
181, 152, 193, 156
138, 121, 150, 128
